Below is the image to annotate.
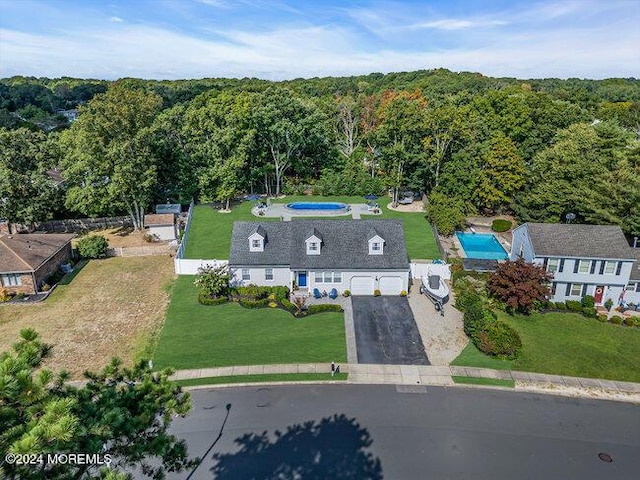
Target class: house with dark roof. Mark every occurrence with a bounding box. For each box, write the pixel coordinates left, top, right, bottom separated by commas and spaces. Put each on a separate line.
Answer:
0, 233, 75, 295
510, 223, 637, 305
229, 219, 410, 295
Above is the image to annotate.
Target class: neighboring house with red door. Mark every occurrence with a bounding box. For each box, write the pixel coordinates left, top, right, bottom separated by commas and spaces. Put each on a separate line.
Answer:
0, 233, 75, 295
510, 223, 637, 306
229, 219, 410, 295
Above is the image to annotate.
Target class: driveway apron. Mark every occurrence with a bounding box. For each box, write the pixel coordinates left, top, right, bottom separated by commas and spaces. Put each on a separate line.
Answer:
352, 296, 429, 365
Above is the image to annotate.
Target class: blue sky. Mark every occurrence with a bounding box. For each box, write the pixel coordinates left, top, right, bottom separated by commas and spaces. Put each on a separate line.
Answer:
1, 0, 638, 80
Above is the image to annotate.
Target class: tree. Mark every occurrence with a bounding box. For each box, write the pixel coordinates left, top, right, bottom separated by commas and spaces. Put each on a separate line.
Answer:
194, 264, 230, 298
425, 191, 467, 236
253, 87, 329, 196
333, 95, 361, 159
61, 81, 163, 229
1, 329, 195, 480
0, 128, 62, 231
76, 235, 109, 258
487, 258, 552, 314
476, 132, 525, 212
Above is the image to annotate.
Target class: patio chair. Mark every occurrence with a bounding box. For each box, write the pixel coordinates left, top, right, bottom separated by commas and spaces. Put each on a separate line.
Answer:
313, 288, 323, 299
329, 288, 338, 299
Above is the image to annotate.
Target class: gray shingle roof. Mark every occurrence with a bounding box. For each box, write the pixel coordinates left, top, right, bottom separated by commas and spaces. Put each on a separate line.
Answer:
524, 223, 634, 260
630, 249, 640, 281
250, 225, 267, 239
0, 233, 75, 273
229, 219, 409, 270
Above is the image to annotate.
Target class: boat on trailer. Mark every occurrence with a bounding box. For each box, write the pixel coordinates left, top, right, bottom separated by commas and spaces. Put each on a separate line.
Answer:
419, 265, 450, 315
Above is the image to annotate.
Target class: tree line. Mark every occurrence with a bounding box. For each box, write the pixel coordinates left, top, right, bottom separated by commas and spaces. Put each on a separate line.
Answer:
0, 70, 638, 236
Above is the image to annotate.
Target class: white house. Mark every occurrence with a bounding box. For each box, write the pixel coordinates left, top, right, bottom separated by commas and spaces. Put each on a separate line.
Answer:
229, 219, 410, 295
511, 223, 637, 305
144, 214, 176, 241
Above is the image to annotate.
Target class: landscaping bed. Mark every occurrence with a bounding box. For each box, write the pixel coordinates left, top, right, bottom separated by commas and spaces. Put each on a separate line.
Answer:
153, 276, 347, 370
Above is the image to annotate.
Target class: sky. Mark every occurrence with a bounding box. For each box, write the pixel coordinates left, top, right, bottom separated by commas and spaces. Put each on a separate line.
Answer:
0, 0, 639, 80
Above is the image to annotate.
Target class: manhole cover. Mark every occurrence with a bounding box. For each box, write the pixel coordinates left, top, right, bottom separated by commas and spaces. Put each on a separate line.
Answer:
256, 387, 271, 408
598, 453, 613, 463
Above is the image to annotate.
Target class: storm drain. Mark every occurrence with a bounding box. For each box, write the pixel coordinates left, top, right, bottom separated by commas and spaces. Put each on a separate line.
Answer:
598, 453, 613, 463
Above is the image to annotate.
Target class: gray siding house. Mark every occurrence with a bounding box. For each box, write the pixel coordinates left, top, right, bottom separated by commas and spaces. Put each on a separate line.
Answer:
510, 223, 636, 305
229, 219, 410, 295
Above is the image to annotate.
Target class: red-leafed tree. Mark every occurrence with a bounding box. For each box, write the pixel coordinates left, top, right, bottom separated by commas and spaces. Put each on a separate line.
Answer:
488, 258, 552, 314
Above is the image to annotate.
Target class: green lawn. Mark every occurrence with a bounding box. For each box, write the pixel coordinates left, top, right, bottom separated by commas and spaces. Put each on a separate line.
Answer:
184, 195, 439, 260
153, 276, 347, 370
452, 376, 515, 388
174, 373, 348, 387
452, 312, 640, 383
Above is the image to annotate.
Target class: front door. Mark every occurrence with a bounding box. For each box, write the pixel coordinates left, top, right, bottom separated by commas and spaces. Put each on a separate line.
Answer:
594, 285, 605, 304
298, 271, 307, 288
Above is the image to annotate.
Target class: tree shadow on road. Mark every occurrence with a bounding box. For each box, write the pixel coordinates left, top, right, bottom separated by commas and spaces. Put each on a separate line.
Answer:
209, 413, 383, 479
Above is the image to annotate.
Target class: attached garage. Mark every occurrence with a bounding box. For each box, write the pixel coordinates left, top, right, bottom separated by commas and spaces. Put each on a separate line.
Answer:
350, 276, 375, 295
379, 276, 403, 295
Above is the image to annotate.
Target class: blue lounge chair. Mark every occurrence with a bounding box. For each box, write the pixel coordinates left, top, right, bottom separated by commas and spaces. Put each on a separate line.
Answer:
329, 288, 338, 299
313, 288, 322, 299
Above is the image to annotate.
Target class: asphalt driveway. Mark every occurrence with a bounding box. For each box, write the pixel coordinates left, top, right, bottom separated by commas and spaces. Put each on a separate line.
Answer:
351, 296, 429, 365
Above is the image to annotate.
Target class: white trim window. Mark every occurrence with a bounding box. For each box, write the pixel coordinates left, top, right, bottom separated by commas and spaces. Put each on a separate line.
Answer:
315, 272, 325, 283
577, 260, 591, 274
547, 258, 559, 273
570, 283, 582, 296
265, 268, 273, 281
333, 272, 342, 283
1, 274, 21, 286
242, 269, 250, 281
309, 243, 318, 251
626, 283, 636, 291
252, 239, 261, 248
603, 261, 616, 275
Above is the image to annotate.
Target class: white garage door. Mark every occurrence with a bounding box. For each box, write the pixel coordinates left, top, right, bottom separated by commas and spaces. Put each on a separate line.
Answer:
379, 276, 403, 295
350, 276, 375, 295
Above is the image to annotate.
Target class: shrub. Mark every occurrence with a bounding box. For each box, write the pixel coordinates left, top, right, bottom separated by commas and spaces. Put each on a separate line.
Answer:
40, 283, 51, 292
487, 259, 552, 314
554, 301, 567, 310
269, 302, 278, 308
476, 319, 522, 359
238, 298, 269, 309
581, 307, 597, 318
604, 299, 613, 310
198, 293, 228, 305
272, 286, 289, 301
280, 298, 297, 313
623, 317, 635, 327
609, 315, 623, 325
491, 219, 512, 232
292, 296, 307, 314
565, 300, 582, 312
455, 288, 486, 313
400, 290, 407, 297
308, 304, 343, 314
581, 295, 595, 308
0, 287, 11, 302
373, 289, 381, 297
342, 290, 351, 297
77, 235, 109, 258
194, 264, 230, 298
462, 300, 489, 339
597, 314, 608, 322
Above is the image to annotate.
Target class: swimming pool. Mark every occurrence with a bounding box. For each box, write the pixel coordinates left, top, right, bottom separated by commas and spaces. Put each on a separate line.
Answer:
286, 202, 348, 211
456, 232, 508, 260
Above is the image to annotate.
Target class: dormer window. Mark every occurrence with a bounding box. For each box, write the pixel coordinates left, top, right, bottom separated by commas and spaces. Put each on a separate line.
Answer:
248, 225, 267, 252
305, 228, 323, 255
368, 230, 384, 255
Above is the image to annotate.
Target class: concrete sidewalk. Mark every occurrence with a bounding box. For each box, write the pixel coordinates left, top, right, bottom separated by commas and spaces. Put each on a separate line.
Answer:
169, 363, 640, 399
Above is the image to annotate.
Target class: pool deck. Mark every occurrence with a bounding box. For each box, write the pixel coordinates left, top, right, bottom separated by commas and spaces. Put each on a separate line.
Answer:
253, 203, 382, 219
443, 227, 512, 261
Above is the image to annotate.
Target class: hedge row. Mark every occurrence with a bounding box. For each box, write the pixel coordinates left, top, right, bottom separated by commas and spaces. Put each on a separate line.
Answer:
307, 304, 344, 314
198, 293, 229, 305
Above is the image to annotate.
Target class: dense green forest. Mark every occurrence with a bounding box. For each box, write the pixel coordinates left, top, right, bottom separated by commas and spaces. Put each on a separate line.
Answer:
1, 69, 638, 236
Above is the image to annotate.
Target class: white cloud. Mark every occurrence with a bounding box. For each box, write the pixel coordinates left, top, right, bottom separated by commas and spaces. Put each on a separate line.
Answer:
407, 18, 508, 31
194, 0, 228, 7
109, 16, 123, 23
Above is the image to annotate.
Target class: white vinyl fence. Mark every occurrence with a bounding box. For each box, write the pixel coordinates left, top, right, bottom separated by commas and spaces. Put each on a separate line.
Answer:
174, 258, 228, 275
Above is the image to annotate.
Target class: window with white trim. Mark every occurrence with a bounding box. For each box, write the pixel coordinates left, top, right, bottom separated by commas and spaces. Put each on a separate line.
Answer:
626, 283, 635, 291
0, 274, 21, 286
577, 260, 590, 274
547, 258, 559, 273
333, 272, 342, 283
315, 272, 325, 283
570, 283, 582, 296
265, 268, 273, 281
309, 243, 318, 251
252, 239, 261, 248
372, 242, 381, 251
242, 269, 250, 281
603, 261, 616, 275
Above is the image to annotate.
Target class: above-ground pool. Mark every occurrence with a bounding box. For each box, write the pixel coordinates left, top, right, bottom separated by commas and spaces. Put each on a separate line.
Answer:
456, 232, 508, 260
286, 202, 348, 211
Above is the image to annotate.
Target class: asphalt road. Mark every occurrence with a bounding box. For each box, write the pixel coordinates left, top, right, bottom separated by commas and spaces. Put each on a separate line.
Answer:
166, 385, 640, 480
352, 296, 429, 365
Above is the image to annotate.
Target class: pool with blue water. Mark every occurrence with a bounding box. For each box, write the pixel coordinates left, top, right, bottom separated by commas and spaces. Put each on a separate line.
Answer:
456, 232, 508, 260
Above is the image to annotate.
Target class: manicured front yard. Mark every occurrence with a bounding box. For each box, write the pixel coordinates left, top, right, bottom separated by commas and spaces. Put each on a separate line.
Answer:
452, 311, 640, 383
184, 195, 439, 260
153, 276, 347, 370
175, 373, 348, 387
